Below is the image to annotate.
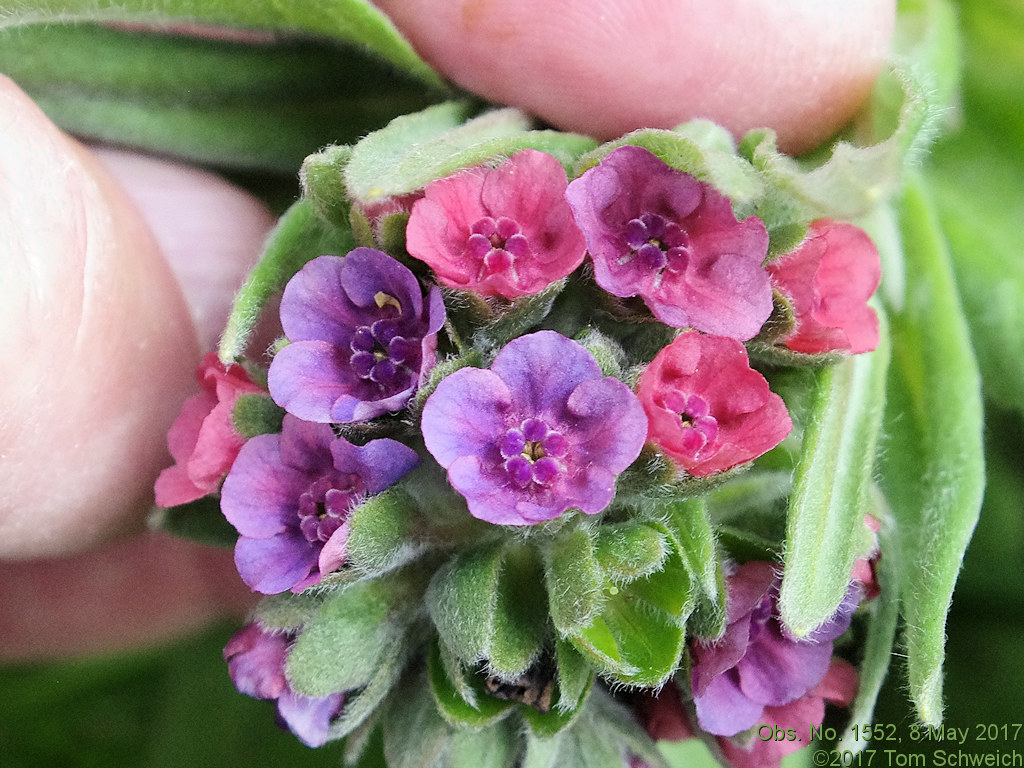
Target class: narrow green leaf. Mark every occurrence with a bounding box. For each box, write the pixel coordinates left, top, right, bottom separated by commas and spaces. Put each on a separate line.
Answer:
426, 543, 504, 664
842, 492, 900, 750
545, 527, 606, 636
780, 321, 890, 637
665, 499, 726, 639
219, 199, 354, 362
625, 524, 694, 622
878, 174, 984, 724
286, 580, 398, 696
301, 144, 355, 231
2, 0, 445, 89
554, 638, 594, 714
522, 730, 565, 768
327, 637, 410, 740
488, 544, 549, 676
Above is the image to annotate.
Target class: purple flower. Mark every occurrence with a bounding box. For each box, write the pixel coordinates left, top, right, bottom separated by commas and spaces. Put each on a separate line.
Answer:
565, 145, 773, 340
224, 623, 345, 747
268, 248, 446, 423
421, 331, 647, 525
690, 561, 857, 737
221, 414, 419, 594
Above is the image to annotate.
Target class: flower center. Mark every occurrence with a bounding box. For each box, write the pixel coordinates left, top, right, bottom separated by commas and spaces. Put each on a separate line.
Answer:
621, 213, 690, 284
297, 473, 364, 543
499, 417, 568, 488
467, 216, 531, 282
349, 298, 418, 391
662, 391, 718, 456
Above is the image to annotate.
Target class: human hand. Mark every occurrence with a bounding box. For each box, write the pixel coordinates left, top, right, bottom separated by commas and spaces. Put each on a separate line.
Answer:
0, 0, 894, 657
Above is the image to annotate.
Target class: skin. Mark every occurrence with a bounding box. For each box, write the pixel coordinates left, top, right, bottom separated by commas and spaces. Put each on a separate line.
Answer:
0, 0, 894, 658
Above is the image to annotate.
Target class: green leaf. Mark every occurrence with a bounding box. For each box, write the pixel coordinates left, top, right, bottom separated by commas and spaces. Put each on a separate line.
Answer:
427, 640, 513, 729
346, 487, 425, 576
150, 494, 237, 548
426, 542, 504, 664
665, 499, 727, 639
345, 102, 597, 204
488, 544, 549, 676
327, 635, 410, 741
878, 174, 985, 725
301, 144, 356, 231
0, 23, 439, 172
445, 720, 517, 768
253, 591, 324, 631
625, 524, 694, 622
2, 0, 445, 89
841, 492, 900, 749
593, 522, 669, 584
554, 638, 594, 714
219, 198, 353, 362
470, 279, 568, 352
780, 323, 890, 637
545, 527, 606, 636
383, 672, 452, 768
285, 580, 400, 696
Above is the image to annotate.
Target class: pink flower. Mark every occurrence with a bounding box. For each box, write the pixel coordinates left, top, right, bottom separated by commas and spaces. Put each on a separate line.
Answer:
405, 150, 587, 299
766, 219, 881, 355
719, 660, 858, 768
154, 353, 264, 507
566, 145, 773, 340
636, 332, 791, 477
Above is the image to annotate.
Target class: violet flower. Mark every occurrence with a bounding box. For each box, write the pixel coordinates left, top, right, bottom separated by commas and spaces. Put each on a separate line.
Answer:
421, 331, 646, 525
690, 561, 858, 738
224, 623, 345, 747
566, 145, 773, 340
405, 149, 587, 299
221, 414, 419, 594
268, 248, 445, 423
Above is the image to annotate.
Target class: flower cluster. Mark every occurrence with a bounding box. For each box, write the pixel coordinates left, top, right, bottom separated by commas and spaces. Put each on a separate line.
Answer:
156, 136, 884, 767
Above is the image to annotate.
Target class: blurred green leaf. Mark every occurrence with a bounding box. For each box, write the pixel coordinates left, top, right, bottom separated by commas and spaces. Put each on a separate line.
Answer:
780, 327, 890, 637
2, 0, 444, 88
426, 641, 512, 729
878, 174, 984, 725
150, 494, 237, 548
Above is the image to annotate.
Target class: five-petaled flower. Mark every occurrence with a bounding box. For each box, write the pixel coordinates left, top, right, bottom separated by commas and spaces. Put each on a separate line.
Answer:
221, 414, 419, 594
268, 248, 445, 423
155, 352, 264, 508
224, 622, 345, 747
566, 145, 773, 340
690, 561, 859, 739
637, 331, 792, 477
405, 149, 587, 299
766, 219, 881, 355
421, 330, 647, 525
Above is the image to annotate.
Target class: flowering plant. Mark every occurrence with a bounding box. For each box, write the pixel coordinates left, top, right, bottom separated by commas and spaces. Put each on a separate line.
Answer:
124, 2, 989, 767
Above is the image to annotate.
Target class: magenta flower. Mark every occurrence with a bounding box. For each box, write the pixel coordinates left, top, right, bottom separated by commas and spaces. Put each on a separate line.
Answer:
421, 331, 647, 525
719, 659, 857, 768
690, 561, 857, 738
766, 219, 881, 354
224, 623, 345, 747
221, 414, 419, 593
405, 149, 587, 298
637, 332, 791, 477
155, 353, 264, 507
268, 248, 445, 423
566, 145, 773, 340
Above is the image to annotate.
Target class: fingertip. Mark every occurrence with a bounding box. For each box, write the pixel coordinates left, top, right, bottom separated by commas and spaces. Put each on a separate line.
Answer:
376, 0, 895, 153
0, 76, 199, 557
